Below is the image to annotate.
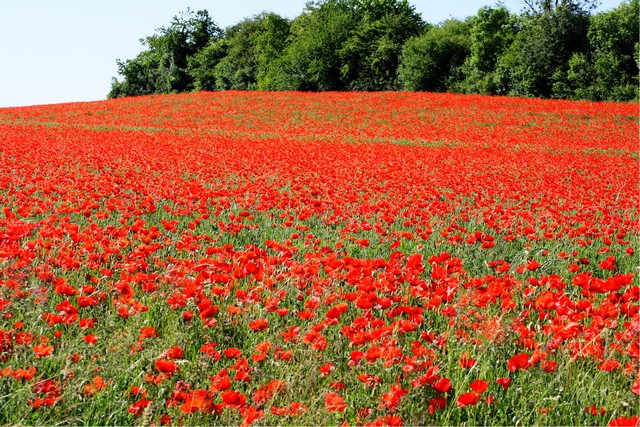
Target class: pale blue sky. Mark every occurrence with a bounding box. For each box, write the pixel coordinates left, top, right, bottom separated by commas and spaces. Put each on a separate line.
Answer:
0, 0, 623, 107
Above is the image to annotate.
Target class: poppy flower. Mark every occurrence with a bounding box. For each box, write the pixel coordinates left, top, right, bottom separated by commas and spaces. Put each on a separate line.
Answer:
221, 390, 247, 408
326, 303, 348, 319
128, 398, 152, 417
428, 396, 447, 414
324, 392, 347, 412
496, 377, 511, 390
164, 346, 184, 359
319, 362, 334, 378
541, 360, 558, 373
598, 360, 621, 371
249, 318, 268, 332
139, 327, 159, 339
224, 348, 243, 359
155, 359, 177, 373
33, 343, 54, 358
608, 416, 639, 426
507, 353, 531, 372
432, 377, 452, 393
180, 390, 212, 413
460, 358, 476, 369
469, 380, 489, 393
83, 334, 98, 345
457, 392, 480, 408
585, 405, 606, 416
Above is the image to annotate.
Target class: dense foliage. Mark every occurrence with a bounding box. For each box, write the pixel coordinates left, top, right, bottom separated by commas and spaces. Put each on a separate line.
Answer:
108, 0, 638, 101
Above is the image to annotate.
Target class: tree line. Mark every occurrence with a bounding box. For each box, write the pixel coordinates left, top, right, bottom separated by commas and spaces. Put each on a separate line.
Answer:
108, 0, 639, 102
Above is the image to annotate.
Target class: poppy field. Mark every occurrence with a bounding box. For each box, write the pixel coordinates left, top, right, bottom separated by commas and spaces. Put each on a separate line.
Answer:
0, 91, 637, 426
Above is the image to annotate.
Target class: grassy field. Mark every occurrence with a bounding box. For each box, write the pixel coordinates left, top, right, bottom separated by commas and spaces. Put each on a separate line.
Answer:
0, 91, 637, 426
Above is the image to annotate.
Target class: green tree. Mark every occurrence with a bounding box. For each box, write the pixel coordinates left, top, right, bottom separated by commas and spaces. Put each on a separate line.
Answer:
267, 0, 423, 91
109, 9, 221, 98
186, 38, 228, 91
567, 0, 639, 101
494, 0, 594, 98
398, 19, 472, 92
338, 0, 425, 90
199, 13, 291, 91
266, 1, 359, 90
457, 6, 516, 94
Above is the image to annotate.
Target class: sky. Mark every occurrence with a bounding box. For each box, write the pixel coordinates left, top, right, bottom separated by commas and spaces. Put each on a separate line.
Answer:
0, 0, 624, 108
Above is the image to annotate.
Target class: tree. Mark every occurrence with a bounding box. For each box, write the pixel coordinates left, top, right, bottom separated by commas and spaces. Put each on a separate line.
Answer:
109, 9, 221, 98
192, 13, 291, 91
520, 0, 598, 15
266, 1, 359, 90
457, 6, 516, 94
186, 38, 228, 92
494, 0, 593, 98
398, 19, 472, 92
266, 0, 423, 91
337, 0, 425, 90
567, 0, 639, 101
108, 1, 637, 101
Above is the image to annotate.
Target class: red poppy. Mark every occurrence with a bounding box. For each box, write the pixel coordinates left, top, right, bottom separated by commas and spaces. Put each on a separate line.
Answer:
249, 318, 268, 332
457, 392, 480, 408
224, 348, 243, 359
460, 358, 476, 369
496, 377, 511, 390
428, 396, 447, 414
608, 416, 639, 426
507, 353, 531, 372
469, 379, 489, 393
221, 390, 247, 408
433, 377, 452, 393
319, 362, 334, 378
541, 360, 558, 373
128, 398, 152, 417
599, 360, 621, 371
33, 343, 54, 358
180, 390, 212, 413
324, 392, 347, 412
585, 405, 606, 416
155, 359, 177, 373
83, 334, 98, 345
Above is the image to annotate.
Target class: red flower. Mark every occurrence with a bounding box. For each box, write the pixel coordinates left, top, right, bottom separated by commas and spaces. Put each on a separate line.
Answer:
469, 379, 489, 393
155, 359, 177, 373
608, 416, 639, 426
457, 392, 480, 408
164, 346, 184, 359
460, 358, 476, 369
599, 360, 621, 371
585, 405, 606, 416
541, 360, 558, 373
526, 260, 540, 271
224, 347, 243, 359
249, 318, 268, 332
83, 334, 98, 345
128, 398, 152, 417
28, 396, 60, 409
428, 396, 447, 414
433, 377, 452, 393
139, 327, 159, 339
221, 390, 247, 408
507, 353, 531, 372
33, 343, 54, 358
319, 362, 334, 378
180, 390, 213, 413
496, 377, 511, 390
326, 303, 348, 319
324, 392, 347, 412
